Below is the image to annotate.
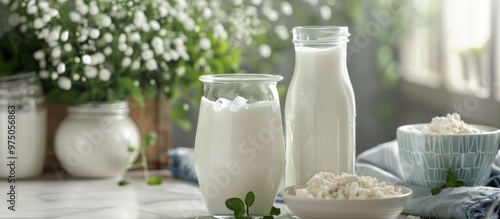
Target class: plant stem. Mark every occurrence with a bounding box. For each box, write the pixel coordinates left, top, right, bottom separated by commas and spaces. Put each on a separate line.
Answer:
141, 146, 149, 181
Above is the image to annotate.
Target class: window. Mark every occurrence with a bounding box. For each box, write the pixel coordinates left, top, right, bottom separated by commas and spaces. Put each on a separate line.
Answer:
401, 0, 499, 101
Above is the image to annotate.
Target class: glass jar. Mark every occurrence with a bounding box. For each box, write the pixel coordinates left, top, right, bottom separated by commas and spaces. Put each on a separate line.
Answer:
285, 26, 356, 186
54, 101, 140, 178
194, 74, 286, 217
0, 72, 47, 178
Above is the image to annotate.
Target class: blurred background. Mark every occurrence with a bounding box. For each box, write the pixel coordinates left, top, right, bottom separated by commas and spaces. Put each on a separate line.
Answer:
1, 0, 499, 166
172, 0, 500, 154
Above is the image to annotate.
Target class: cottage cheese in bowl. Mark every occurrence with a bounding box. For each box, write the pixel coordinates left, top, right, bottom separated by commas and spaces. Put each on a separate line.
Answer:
295, 172, 402, 199
282, 172, 412, 219
421, 113, 482, 134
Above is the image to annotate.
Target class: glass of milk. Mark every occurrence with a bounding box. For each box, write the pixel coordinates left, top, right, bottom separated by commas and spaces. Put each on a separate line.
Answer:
194, 74, 286, 217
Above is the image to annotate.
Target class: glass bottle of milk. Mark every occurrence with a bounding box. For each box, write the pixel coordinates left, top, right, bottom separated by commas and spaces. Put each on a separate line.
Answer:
285, 26, 356, 186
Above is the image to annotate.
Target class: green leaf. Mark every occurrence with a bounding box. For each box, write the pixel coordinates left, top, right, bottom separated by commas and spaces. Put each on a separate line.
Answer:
225, 198, 245, 211
245, 191, 255, 208
269, 206, 280, 216
147, 176, 162, 185
454, 180, 466, 187
118, 180, 130, 186
141, 131, 158, 147
127, 146, 135, 153
445, 168, 456, 184
234, 208, 245, 219
430, 188, 441, 195
263, 216, 274, 219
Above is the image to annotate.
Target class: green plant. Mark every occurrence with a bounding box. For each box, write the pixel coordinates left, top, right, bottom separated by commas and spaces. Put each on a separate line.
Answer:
118, 131, 162, 186
430, 168, 467, 195
225, 191, 280, 219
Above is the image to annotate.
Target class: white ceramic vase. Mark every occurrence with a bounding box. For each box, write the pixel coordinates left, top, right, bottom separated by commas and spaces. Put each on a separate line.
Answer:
55, 101, 140, 178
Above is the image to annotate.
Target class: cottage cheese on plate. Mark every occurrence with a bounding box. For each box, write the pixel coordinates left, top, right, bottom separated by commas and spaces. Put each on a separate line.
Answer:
421, 113, 481, 134
295, 172, 402, 199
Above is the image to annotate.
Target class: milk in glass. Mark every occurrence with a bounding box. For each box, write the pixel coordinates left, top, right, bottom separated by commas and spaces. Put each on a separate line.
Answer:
194, 74, 285, 217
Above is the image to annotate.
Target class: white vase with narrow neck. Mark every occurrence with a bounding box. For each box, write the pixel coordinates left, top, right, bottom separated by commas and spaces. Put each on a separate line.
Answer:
55, 101, 140, 178
285, 26, 356, 186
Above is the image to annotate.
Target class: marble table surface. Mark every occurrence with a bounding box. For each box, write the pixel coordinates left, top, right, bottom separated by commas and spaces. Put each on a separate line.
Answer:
0, 170, 409, 219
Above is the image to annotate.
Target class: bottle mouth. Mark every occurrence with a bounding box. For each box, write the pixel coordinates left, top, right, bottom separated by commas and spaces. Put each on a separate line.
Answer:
199, 73, 283, 83
292, 26, 350, 44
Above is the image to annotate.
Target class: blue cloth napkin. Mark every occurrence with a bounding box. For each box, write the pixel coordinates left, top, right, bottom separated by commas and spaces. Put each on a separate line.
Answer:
357, 140, 500, 219
168, 147, 198, 183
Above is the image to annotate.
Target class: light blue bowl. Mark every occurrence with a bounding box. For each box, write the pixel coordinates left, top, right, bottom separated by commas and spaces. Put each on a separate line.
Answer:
397, 124, 500, 188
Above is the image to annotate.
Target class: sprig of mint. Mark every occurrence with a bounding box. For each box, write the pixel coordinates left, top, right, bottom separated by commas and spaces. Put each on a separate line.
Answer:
431, 168, 467, 195
118, 131, 162, 186
225, 191, 280, 219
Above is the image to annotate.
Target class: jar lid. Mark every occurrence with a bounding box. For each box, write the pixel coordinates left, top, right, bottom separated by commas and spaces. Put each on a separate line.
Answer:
68, 101, 129, 115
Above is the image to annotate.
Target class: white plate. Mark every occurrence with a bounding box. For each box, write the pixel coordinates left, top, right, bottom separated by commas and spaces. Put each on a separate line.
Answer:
282, 184, 412, 219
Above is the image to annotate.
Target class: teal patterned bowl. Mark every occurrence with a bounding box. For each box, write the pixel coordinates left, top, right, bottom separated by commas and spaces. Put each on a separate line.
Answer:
397, 124, 500, 188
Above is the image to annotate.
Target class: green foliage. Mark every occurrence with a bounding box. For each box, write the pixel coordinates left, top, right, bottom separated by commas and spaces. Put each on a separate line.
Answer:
431, 168, 467, 195
225, 191, 280, 219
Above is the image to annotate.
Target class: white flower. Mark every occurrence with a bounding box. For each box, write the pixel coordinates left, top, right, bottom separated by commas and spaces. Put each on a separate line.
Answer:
99, 68, 111, 81
118, 43, 127, 51
33, 18, 44, 29
199, 37, 211, 50
183, 103, 189, 111
170, 50, 180, 61
251, 0, 262, 5
141, 49, 154, 61
259, 44, 271, 58
104, 47, 112, 56
133, 10, 147, 29
82, 55, 92, 65
89, 28, 100, 39
101, 15, 111, 27
38, 1, 50, 11
149, 20, 160, 31
27, 4, 38, 15
34, 50, 45, 60
280, 1, 293, 16
76, 0, 89, 15
103, 33, 113, 43
74, 57, 81, 63
57, 77, 72, 90
39, 70, 49, 79
89, 1, 99, 15
121, 57, 131, 67
60, 30, 69, 41
158, 6, 168, 17
159, 29, 167, 36
51, 47, 61, 59
57, 63, 66, 74
118, 33, 126, 43
146, 59, 157, 71
49, 27, 61, 42
51, 71, 58, 80
69, 11, 81, 22
81, 77, 86, 82
129, 32, 140, 42
214, 23, 228, 40
131, 60, 140, 70
151, 37, 165, 55
91, 53, 105, 65
64, 43, 72, 52
320, 5, 331, 20
162, 53, 172, 62
149, 79, 156, 86
84, 66, 97, 78
275, 25, 289, 40
176, 66, 186, 77
72, 73, 80, 81
183, 19, 195, 31
134, 80, 140, 87
125, 47, 133, 56
203, 8, 212, 19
